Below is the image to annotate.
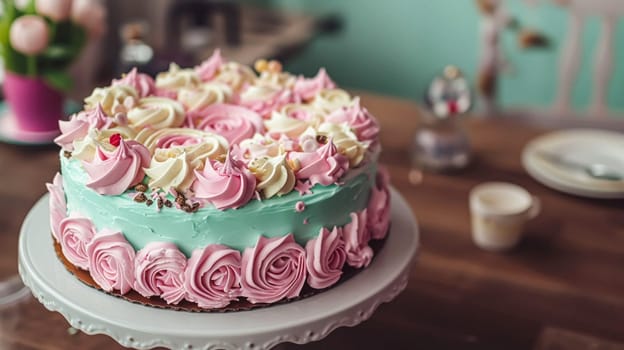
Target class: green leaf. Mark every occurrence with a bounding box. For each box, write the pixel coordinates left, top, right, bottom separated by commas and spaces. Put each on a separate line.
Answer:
43, 70, 72, 92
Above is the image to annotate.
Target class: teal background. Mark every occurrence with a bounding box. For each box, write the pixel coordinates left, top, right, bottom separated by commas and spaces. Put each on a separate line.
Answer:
251, 0, 624, 112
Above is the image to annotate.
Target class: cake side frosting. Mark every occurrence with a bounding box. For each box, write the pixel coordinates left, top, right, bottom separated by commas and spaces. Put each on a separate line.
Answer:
48, 51, 391, 310
61, 154, 376, 255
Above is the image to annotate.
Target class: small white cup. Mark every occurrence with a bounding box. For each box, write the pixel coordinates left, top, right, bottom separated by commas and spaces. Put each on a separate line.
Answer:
469, 182, 540, 252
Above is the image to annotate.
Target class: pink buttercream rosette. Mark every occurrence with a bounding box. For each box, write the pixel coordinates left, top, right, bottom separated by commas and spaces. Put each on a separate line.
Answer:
292, 68, 336, 102
87, 228, 136, 294
54, 103, 110, 150
134, 242, 187, 305
184, 244, 242, 308
46, 172, 66, 240
240, 234, 307, 304
59, 215, 96, 270
305, 226, 347, 289
289, 140, 348, 186
325, 97, 380, 143
82, 138, 151, 195
112, 67, 156, 98
343, 209, 373, 268
195, 49, 224, 81
156, 134, 203, 149
238, 88, 293, 118
367, 167, 391, 240
193, 152, 256, 210
190, 104, 263, 145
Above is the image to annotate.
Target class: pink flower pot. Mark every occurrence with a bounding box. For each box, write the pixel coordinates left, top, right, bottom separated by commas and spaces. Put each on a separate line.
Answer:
3, 72, 64, 133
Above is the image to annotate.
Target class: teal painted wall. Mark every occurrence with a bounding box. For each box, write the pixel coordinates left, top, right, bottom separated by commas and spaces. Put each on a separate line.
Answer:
255, 0, 624, 112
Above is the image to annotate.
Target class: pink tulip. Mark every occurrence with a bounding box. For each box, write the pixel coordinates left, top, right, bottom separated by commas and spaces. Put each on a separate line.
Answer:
71, 0, 107, 38
9, 15, 50, 55
36, 0, 72, 21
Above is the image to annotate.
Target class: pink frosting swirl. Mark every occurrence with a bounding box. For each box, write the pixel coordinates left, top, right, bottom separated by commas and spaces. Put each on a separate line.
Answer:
112, 67, 156, 98
87, 228, 136, 294
55, 117, 88, 151
193, 152, 256, 210
82, 138, 151, 195
46, 172, 66, 241
195, 49, 224, 81
156, 134, 202, 149
343, 209, 373, 268
184, 244, 242, 308
305, 227, 347, 289
59, 215, 96, 270
326, 97, 380, 142
154, 87, 178, 100
238, 88, 293, 118
289, 140, 349, 186
80, 103, 111, 128
54, 103, 110, 150
367, 167, 391, 240
191, 104, 263, 145
134, 242, 187, 304
240, 234, 307, 304
293, 68, 336, 101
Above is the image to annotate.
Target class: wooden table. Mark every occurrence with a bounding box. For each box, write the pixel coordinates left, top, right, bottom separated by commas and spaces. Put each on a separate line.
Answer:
1, 93, 623, 350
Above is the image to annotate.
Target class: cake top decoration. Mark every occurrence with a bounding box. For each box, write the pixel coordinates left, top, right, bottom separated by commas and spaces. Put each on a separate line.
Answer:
56, 51, 381, 211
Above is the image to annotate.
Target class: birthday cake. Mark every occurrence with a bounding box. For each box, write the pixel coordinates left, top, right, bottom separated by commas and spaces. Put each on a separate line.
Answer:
46, 50, 391, 311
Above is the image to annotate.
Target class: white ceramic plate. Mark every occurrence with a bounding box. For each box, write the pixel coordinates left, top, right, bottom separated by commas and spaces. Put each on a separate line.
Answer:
522, 129, 624, 199
18, 188, 419, 350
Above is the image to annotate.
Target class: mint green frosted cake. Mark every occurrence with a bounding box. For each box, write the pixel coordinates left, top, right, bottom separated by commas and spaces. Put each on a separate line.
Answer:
47, 51, 391, 309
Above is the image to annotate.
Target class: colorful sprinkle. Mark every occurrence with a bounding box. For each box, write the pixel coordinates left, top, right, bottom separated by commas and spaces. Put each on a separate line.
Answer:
295, 201, 305, 212
109, 133, 121, 147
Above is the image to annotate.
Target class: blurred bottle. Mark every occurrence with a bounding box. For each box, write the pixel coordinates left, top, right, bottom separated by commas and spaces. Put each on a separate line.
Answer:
411, 66, 471, 172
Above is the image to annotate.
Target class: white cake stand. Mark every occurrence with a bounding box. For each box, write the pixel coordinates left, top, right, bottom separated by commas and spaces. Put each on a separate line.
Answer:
18, 188, 419, 350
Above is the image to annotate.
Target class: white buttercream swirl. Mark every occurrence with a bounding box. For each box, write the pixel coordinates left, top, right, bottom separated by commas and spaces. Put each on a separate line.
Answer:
144, 147, 194, 191
264, 110, 309, 139
156, 63, 200, 91
177, 83, 233, 112
249, 154, 296, 199
214, 62, 256, 91
318, 122, 367, 167
312, 88, 353, 113
84, 85, 138, 115
127, 97, 186, 130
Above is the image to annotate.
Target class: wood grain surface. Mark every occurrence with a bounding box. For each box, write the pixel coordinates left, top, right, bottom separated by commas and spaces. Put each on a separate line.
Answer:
0, 92, 623, 350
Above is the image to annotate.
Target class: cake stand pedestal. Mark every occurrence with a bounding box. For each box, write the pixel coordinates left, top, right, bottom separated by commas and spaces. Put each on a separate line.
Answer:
18, 188, 419, 350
